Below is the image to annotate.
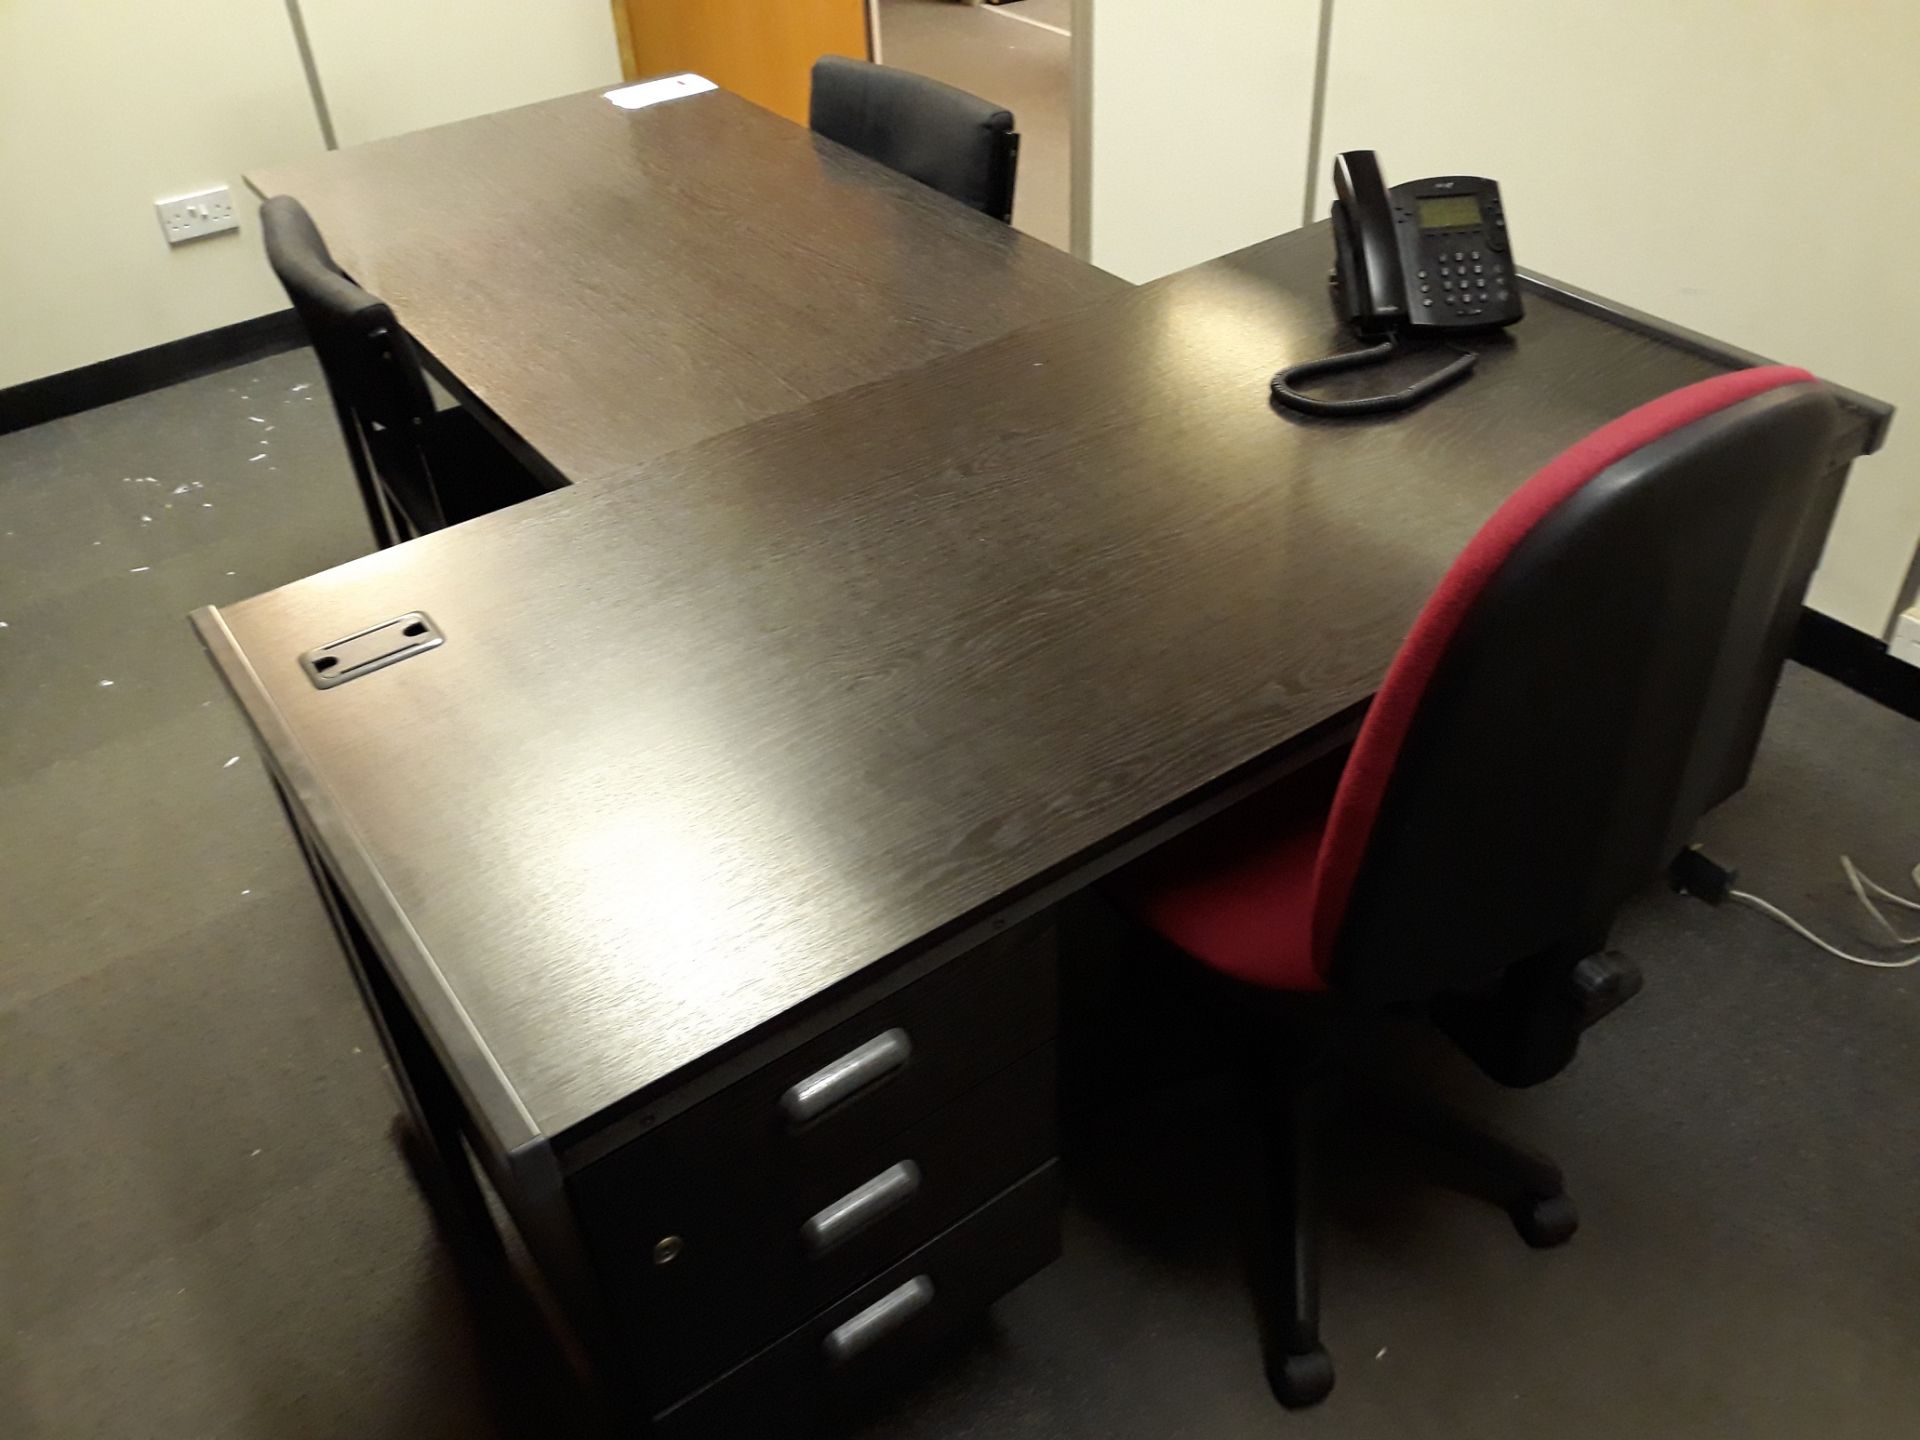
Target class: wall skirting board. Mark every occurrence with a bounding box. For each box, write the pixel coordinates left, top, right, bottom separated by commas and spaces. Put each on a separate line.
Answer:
1793, 608, 1920, 723
0, 311, 305, 436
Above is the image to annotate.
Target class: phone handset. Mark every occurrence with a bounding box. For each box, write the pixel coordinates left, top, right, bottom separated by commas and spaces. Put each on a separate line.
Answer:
1332, 151, 1406, 330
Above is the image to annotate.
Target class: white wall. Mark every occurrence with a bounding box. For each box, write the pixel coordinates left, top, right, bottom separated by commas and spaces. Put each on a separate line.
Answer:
0, 0, 621, 391
1079, 0, 1322, 283
298, 0, 620, 148
0, 1, 326, 389
1316, 0, 1920, 636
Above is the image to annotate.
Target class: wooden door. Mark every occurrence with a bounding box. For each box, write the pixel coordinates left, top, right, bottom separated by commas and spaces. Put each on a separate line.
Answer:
614, 0, 874, 125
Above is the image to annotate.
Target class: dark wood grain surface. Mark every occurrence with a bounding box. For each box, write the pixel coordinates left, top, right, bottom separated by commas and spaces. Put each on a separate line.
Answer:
246, 87, 1125, 484
199, 226, 1735, 1137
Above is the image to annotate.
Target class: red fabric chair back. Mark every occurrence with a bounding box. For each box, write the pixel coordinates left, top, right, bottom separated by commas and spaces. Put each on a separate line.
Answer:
1312, 366, 1843, 1002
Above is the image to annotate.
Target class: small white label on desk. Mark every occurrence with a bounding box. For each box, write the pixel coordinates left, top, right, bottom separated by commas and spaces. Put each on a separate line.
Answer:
604, 74, 717, 111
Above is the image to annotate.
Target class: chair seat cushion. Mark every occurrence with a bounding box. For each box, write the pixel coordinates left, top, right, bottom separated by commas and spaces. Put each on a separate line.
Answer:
1111, 753, 1344, 992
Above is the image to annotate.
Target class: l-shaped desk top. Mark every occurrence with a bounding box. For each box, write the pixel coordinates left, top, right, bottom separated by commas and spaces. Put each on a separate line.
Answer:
246, 86, 1127, 487
194, 218, 1891, 1154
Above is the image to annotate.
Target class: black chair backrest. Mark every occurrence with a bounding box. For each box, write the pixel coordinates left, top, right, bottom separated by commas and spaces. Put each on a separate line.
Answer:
809, 56, 1019, 222
260, 195, 434, 432
1317, 369, 1846, 1005
261, 195, 443, 534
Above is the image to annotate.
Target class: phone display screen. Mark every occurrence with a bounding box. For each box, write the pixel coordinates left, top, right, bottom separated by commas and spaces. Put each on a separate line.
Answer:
1417, 195, 1482, 230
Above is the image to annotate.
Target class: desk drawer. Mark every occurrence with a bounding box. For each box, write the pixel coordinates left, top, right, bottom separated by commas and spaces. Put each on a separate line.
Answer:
653, 1162, 1062, 1440
573, 917, 1053, 1209
617, 1046, 1054, 1402
569, 918, 1054, 1284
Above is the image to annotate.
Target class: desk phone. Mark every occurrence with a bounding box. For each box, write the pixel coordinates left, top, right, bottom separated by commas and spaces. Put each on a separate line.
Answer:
1272, 150, 1523, 417
1333, 152, 1522, 333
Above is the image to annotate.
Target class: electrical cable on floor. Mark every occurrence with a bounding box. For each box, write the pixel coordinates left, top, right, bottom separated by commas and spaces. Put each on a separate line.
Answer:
1729, 858, 1920, 969
1842, 856, 1920, 942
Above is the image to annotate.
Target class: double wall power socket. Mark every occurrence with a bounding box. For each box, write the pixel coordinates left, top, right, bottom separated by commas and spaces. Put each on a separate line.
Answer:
156, 186, 238, 244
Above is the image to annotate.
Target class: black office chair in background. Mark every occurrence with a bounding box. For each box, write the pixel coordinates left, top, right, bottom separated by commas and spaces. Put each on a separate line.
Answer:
260, 195, 540, 548
1107, 367, 1846, 1409
809, 56, 1020, 222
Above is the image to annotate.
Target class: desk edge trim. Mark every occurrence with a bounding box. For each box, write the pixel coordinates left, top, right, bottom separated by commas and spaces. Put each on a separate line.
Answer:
190, 602, 546, 1160
1520, 268, 1895, 455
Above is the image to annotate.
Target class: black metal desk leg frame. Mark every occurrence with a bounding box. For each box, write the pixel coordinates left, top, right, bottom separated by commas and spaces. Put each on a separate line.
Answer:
271, 778, 501, 1256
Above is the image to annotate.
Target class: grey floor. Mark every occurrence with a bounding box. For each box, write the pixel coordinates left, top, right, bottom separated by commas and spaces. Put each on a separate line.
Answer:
1, 352, 503, 1439
6, 354, 1920, 1439
879, 0, 1072, 250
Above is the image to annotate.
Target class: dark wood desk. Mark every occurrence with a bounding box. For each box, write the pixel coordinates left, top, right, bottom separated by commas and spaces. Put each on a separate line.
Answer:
193, 226, 1886, 1433
246, 86, 1125, 486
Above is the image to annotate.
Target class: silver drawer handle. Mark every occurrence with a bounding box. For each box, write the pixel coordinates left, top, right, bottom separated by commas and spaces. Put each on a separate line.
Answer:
781, 1028, 911, 1124
802, 1161, 921, 1256
822, 1276, 934, 1367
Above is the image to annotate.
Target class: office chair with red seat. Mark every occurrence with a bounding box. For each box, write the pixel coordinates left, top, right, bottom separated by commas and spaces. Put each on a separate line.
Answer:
1109, 365, 1848, 1409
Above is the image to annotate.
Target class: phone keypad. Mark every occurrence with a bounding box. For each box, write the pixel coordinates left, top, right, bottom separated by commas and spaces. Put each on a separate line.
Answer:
1425, 236, 1511, 320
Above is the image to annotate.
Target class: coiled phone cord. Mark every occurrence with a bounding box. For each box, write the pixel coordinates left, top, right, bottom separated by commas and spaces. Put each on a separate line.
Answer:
1270, 336, 1480, 417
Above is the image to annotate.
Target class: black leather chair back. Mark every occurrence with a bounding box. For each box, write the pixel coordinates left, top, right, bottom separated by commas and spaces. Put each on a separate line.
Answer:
261, 196, 434, 433
260, 195, 443, 536
809, 56, 1019, 221
1325, 372, 1847, 1007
